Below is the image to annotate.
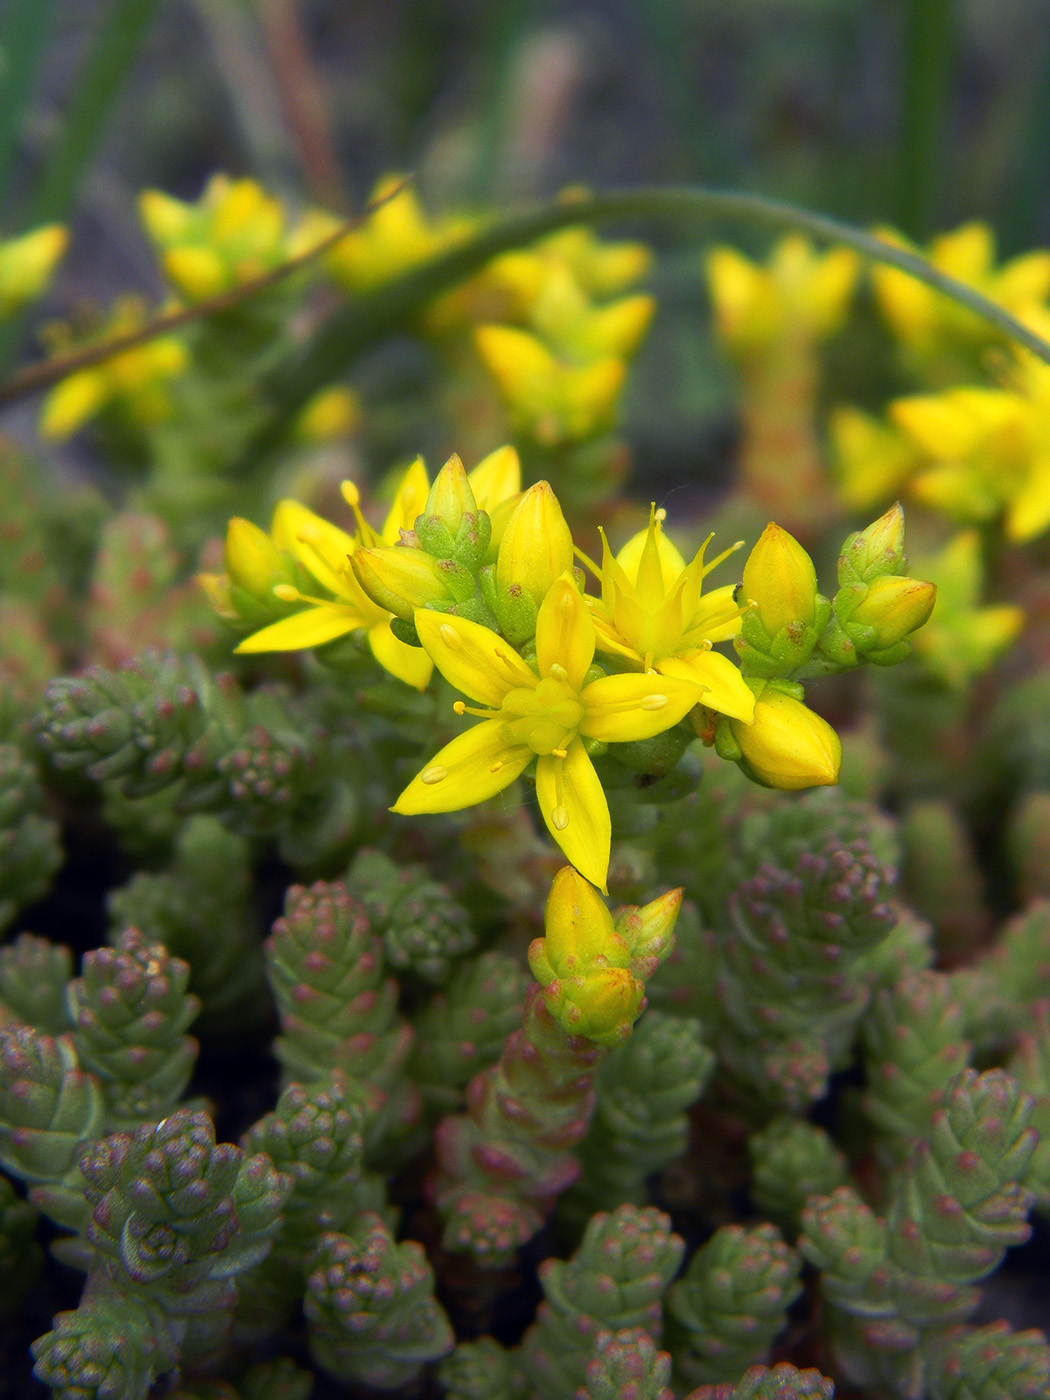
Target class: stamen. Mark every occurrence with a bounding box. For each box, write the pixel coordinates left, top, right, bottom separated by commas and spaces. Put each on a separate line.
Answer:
549, 663, 568, 682
655, 506, 667, 523
439, 623, 461, 649
453, 701, 466, 715
272, 584, 300, 602
489, 760, 505, 773
551, 746, 568, 758
640, 694, 668, 711
559, 591, 574, 615
551, 805, 569, 831
701, 638, 713, 651
420, 765, 447, 785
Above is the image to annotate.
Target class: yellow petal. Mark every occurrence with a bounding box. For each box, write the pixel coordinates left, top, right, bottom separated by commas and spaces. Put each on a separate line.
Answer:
656, 650, 757, 723
535, 577, 595, 691
271, 500, 355, 596
615, 519, 686, 590
381, 456, 430, 543
234, 605, 361, 653
40, 369, 109, 440
392, 720, 530, 813
367, 619, 433, 691
580, 671, 702, 742
414, 608, 535, 707
467, 444, 521, 511
1005, 455, 1050, 542
535, 739, 611, 893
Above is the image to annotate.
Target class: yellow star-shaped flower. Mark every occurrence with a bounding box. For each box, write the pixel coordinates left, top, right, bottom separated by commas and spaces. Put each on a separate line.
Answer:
234, 457, 434, 689
582, 507, 756, 726
392, 577, 704, 891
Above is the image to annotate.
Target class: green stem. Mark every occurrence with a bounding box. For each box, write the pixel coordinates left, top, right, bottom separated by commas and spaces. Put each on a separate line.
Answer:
245, 183, 1050, 466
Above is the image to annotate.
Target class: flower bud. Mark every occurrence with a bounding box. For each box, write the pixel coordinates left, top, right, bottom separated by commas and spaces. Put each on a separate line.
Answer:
742, 523, 818, 638
838, 503, 907, 584
422, 453, 477, 534
729, 686, 841, 790
294, 386, 360, 443
847, 574, 936, 649
545, 966, 645, 1047
351, 546, 453, 621
530, 866, 629, 981
0, 225, 68, 315
496, 481, 575, 606
138, 189, 194, 246
224, 517, 286, 598
163, 245, 226, 300
615, 886, 682, 976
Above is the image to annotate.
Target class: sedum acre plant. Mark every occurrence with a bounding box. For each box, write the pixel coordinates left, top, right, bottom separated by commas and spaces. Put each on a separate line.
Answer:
0, 167, 1049, 1400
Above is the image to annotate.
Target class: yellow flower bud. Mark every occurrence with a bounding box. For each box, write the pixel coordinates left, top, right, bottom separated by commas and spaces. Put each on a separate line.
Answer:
742, 523, 818, 638
350, 546, 452, 621
615, 886, 682, 970
849, 575, 936, 648
495, 481, 575, 606
224, 517, 286, 598
39, 369, 108, 441
294, 386, 360, 443
730, 688, 841, 790
531, 866, 629, 980
423, 452, 477, 532
0, 225, 68, 315
139, 189, 194, 246
163, 245, 227, 300
562, 966, 645, 1046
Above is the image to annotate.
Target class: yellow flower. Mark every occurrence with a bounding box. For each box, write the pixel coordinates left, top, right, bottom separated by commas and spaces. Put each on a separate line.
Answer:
706, 234, 859, 352
908, 531, 1024, 687
233, 458, 434, 690
474, 324, 626, 446
871, 222, 1050, 359
392, 577, 705, 891
890, 379, 1050, 543
321, 175, 471, 295
140, 175, 292, 299
581, 506, 756, 726
225, 450, 522, 689
829, 406, 924, 511
39, 298, 188, 441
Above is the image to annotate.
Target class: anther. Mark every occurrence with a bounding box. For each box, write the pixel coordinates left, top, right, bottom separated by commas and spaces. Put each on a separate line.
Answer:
551, 746, 568, 758
551, 805, 569, 830
640, 694, 668, 710
549, 663, 568, 682
272, 584, 300, 601
439, 624, 460, 648
420, 765, 447, 785
453, 701, 466, 715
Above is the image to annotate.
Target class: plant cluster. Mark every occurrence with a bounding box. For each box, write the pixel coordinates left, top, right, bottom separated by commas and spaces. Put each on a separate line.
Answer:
0, 172, 1048, 1400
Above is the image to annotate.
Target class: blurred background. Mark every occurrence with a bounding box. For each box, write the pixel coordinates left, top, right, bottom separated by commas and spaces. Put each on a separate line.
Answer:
3, 0, 1050, 494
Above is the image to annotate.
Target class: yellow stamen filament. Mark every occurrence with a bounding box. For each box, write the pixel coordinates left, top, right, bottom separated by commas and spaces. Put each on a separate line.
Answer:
272, 584, 335, 608
420, 765, 447, 784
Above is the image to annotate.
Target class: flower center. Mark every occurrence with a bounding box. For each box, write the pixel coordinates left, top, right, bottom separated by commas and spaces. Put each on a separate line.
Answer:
499, 676, 584, 755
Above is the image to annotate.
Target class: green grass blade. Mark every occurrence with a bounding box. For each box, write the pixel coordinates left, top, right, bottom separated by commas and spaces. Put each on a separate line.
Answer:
26, 0, 161, 225
895, 0, 955, 239
0, 0, 59, 208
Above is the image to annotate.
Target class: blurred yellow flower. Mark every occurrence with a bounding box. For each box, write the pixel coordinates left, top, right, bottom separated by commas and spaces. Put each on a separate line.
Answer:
0, 225, 68, 318
706, 233, 859, 353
